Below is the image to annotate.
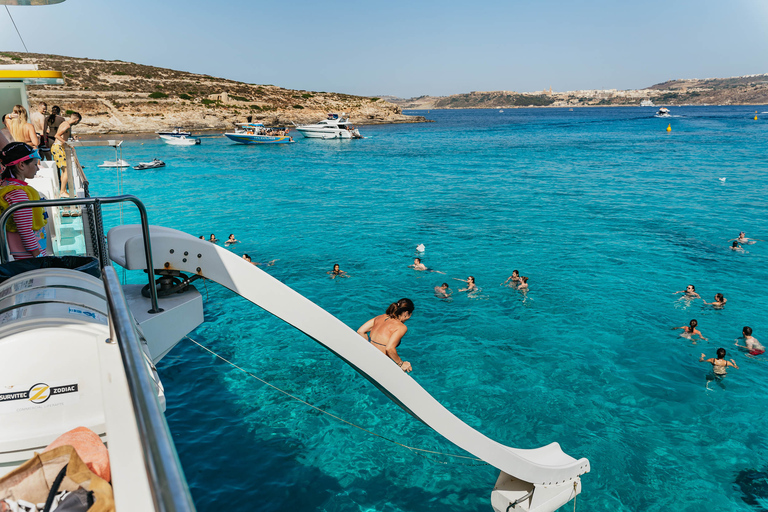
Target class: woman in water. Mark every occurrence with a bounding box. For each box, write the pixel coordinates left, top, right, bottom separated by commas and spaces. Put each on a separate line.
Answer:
6, 105, 39, 149
702, 293, 727, 308
454, 276, 477, 293
517, 276, 529, 291
700, 348, 738, 389
502, 270, 521, 287
675, 284, 701, 299
209, 234, 219, 243
0, 142, 47, 259
357, 298, 414, 372
328, 263, 348, 278
225, 233, 240, 245
674, 319, 707, 341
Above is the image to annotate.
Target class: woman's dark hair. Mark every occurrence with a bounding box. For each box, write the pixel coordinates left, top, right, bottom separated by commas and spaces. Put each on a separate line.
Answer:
441, 283, 448, 287
468, 276, 474, 282
228, 233, 234, 238
521, 276, 528, 283
716, 348, 726, 358
46, 105, 61, 128
732, 241, 739, 247
715, 293, 724, 301
1, 141, 35, 179
512, 270, 519, 276
386, 298, 414, 319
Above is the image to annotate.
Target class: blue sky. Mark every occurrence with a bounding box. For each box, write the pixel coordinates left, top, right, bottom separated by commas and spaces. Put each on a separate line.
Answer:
1, 0, 767, 97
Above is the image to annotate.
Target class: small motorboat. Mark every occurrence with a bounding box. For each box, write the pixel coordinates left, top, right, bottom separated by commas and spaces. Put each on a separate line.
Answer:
162, 135, 201, 146
656, 107, 671, 117
224, 123, 294, 144
156, 127, 191, 137
133, 159, 166, 170
97, 159, 130, 168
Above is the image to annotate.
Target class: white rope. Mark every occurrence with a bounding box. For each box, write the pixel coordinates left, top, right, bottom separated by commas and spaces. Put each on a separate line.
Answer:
185, 335, 489, 466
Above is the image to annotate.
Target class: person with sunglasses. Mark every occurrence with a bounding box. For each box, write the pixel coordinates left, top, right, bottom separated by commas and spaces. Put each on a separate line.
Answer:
0, 142, 48, 259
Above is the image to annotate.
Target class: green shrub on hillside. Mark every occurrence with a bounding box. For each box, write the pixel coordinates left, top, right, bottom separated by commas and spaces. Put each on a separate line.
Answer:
148, 91, 168, 99
250, 104, 261, 110
201, 99, 216, 105
178, 93, 192, 100
301, 93, 313, 99
230, 94, 248, 101
369, 97, 380, 101
292, 105, 304, 109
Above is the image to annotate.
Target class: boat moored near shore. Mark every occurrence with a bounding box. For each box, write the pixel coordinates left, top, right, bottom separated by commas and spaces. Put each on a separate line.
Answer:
224, 123, 294, 144
294, 113, 363, 139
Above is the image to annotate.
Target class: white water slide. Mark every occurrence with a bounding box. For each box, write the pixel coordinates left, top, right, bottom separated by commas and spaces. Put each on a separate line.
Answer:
109, 226, 590, 512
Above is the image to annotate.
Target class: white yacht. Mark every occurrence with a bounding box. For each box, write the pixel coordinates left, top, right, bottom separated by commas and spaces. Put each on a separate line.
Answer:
0, 41, 588, 512
640, 99, 655, 107
294, 113, 363, 139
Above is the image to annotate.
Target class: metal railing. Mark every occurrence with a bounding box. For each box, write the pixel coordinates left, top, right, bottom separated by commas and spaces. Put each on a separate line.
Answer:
102, 266, 196, 512
0, 195, 163, 313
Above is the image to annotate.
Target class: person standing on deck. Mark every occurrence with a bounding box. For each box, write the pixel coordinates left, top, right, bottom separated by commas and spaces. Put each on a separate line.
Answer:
51, 112, 81, 197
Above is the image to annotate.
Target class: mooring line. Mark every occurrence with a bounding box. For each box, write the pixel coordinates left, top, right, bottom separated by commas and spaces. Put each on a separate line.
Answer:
185, 335, 489, 467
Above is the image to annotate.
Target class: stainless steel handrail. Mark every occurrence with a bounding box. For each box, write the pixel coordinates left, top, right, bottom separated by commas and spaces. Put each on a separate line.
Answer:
102, 266, 196, 512
0, 195, 163, 313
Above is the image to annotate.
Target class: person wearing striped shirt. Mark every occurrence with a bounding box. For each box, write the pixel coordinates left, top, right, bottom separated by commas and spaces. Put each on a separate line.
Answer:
0, 142, 47, 259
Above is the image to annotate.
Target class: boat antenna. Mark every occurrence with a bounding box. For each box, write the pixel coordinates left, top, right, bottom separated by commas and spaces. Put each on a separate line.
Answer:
5, 6, 30, 53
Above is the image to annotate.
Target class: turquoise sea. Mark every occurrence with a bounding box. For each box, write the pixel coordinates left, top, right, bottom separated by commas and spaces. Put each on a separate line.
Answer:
82, 106, 768, 512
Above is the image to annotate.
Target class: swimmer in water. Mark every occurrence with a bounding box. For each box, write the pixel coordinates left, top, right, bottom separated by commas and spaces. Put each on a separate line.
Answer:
517, 276, 529, 291
674, 319, 708, 342
357, 298, 414, 372
327, 263, 349, 278
454, 276, 477, 293
729, 232, 763, 245
243, 254, 277, 266
735, 326, 765, 356
700, 348, 738, 389
410, 258, 445, 274
730, 241, 744, 252
209, 234, 219, 243
702, 293, 727, 308
502, 270, 521, 287
675, 284, 701, 299
434, 283, 451, 298
225, 233, 240, 245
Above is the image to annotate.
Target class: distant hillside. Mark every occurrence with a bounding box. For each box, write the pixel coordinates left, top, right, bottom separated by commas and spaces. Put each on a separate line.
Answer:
388, 74, 768, 110
0, 52, 427, 134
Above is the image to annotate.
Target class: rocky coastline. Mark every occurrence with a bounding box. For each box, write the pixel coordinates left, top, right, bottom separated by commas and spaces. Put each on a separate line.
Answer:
1, 52, 430, 135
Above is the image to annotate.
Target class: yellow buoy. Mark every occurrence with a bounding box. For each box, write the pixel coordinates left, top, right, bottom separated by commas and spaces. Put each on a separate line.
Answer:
666, 123, 671, 132
755, 115, 758, 121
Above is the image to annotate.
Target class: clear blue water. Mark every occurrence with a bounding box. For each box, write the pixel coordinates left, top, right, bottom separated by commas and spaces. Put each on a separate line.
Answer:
82, 106, 768, 512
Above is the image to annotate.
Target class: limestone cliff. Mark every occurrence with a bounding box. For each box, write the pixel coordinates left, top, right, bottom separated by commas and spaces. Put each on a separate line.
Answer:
0, 52, 427, 134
